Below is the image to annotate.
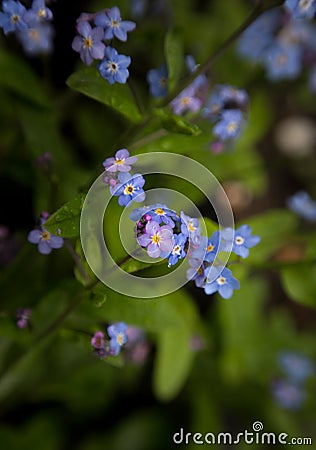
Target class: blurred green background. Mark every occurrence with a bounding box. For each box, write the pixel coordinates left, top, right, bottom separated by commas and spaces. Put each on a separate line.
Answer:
0, 0, 316, 449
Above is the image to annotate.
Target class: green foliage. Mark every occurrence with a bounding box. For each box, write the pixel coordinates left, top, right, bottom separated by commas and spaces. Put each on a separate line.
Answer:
164, 29, 184, 93
67, 68, 143, 123
281, 263, 316, 308
44, 194, 85, 238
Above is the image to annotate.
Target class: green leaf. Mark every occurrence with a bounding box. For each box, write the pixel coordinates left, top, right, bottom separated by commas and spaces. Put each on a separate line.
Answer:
44, 193, 85, 238
66, 68, 142, 123
153, 327, 194, 401
164, 29, 184, 92
281, 263, 316, 308
0, 49, 49, 107
154, 108, 201, 135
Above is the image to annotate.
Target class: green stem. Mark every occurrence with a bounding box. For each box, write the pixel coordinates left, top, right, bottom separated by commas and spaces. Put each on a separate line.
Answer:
161, 0, 283, 106
64, 239, 91, 285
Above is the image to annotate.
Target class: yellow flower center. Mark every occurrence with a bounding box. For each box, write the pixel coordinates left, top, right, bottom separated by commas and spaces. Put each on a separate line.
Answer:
116, 333, 124, 345
180, 97, 191, 106
152, 234, 160, 244
227, 121, 238, 133
42, 231, 51, 241
188, 222, 196, 232
155, 208, 164, 215
207, 244, 214, 252
197, 267, 204, 275
110, 19, 120, 28
38, 8, 46, 18
159, 77, 167, 87
124, 185, 134, 195
84, 37, 93, 48
29, 28, 40, 41
115, 158, 124, 165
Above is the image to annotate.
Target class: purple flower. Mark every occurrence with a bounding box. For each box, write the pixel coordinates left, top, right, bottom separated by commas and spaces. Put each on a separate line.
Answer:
147, 64, 168, 97
137, 221, 174, 258
170, 85, 203, 115
180, 212, 200, 246
98, 46, 131, 84
107, 322, 128, 356
28, 222, 64, 255
95, 6, 136, 42
23, 0, 53, 25
111, 172, 146, 206
287, 191, 316, 221
263, 43, 303, 81
203, 266, 240, 299
103, 149, 137, 173
167, 233, 187, 267
17, 23, 54, 55
72, 21, 105, 66
213, 109, 243, 141
91, 331, 105, 349
0, 0, 27, 35
285, 0, 316, 20
279, 352, 314, 383
272, 379, 305, 410
221, 225, 260, 258
16, 308, 31, 329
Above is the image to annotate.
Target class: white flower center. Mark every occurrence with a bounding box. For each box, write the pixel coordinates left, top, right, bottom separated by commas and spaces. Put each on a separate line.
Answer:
216, 276, 226, 285
299, 0, 313, 11
108, 61, 118, 74
235, 236, 245, 245
172, 245, 181, 255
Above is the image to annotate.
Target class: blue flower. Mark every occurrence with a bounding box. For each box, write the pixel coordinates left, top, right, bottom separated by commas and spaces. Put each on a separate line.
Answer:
98, 46, 131, 84
287, 191, 316, 221
167, 233, 187, 267
146, 203, 178, 227
111, 172, 146, 207
203, 266, 240, 299
263, 43, 303, 81
24, 0, 53, 24
17, 23, 54, 55
95, 6, 136, 42
170, 85, 203, 116
72, 21, 105, 66
221, 225, 260, 258
129, 205, 152, 222
0, 0, 27, 35
107, 322, 128, 356
147, 64, 168, 97
190, 231, 221, 263
28, 225, 64, 255
180, 212, 200, 246
185, 54, 208, 92
285, 0, 316, 20
213, 109, 243, 141
279, 351, 314, 384
272, 379, 305, 410
186, 258, 206, 287
237, 9, 281, 63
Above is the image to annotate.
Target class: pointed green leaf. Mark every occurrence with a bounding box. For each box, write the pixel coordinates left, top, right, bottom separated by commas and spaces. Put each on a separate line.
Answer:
0, 49, 49, 107
154, 108, 201, 135
153, 327, 194, 401
44, 193, 85, 238
281, 263, 316, 308
66, 68, 143, 123
164, 29, 184, 92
